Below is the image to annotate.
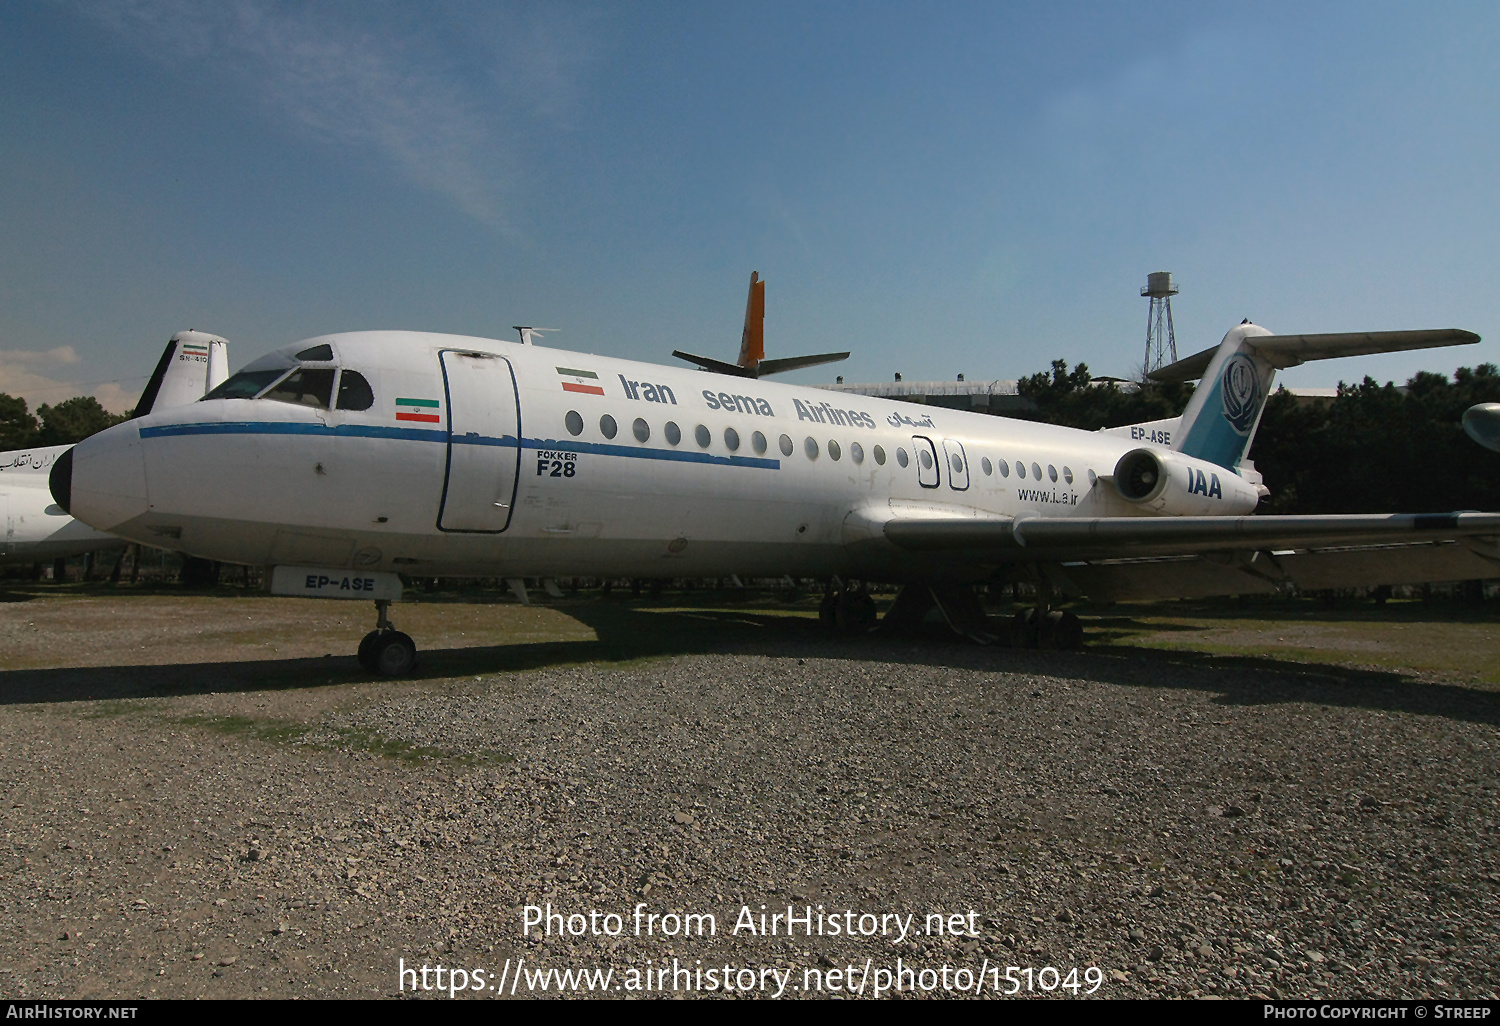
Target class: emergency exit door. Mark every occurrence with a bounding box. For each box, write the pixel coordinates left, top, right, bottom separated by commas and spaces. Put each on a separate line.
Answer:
438, 351, 521, 532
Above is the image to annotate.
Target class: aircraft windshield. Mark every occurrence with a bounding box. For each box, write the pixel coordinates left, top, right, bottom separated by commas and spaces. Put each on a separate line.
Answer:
263, 368, 336, 409
203, 368, 289, 401
335, 370, 374, 411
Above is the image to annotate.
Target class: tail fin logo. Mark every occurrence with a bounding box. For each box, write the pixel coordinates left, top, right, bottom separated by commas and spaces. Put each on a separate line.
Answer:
1220, 353, 1262, 435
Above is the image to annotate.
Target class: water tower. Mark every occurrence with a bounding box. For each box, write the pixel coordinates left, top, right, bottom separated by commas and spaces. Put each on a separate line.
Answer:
1141, 271, 1179, 374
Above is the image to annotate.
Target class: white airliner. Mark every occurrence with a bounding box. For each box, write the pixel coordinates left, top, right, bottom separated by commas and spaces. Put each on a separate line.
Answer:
1463, 403, 1500, 452
1, 331, 227, 566
50, 318, 1497, 674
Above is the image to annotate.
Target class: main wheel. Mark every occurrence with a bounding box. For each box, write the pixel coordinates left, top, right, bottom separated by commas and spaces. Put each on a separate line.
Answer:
357, 630, 382, 672
1040, 610, 1084, 650
819, 592, 837, 628
369, 631, 418, 677
1013, 609, 1039, 648
835, 591, 878, 634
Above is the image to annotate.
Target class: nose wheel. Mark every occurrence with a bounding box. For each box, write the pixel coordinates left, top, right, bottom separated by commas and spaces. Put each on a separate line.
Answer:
358, 600, 418, 676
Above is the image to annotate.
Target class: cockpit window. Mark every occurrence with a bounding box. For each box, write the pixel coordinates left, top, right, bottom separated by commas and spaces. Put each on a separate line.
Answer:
295, 344, 335, 362
203, 368, 289, 401
262, 368, 336, 409
335, 370, 374, 411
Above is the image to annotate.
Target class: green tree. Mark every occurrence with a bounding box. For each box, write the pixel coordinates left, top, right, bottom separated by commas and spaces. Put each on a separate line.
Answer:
1251, 364, 1500, 514
35, 396, 129, 446
0, 393, 39, 449
1017, 359, 1500, 515
1015, 359, 1193, 431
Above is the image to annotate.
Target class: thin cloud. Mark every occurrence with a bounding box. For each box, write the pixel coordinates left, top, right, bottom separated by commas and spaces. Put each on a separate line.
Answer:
0, 348, 140, 413
69, 0, 599, 227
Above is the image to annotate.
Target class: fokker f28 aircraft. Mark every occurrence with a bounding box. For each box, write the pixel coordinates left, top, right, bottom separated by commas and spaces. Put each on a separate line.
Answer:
1, 331, 227, 566
50, 318, 1497, 674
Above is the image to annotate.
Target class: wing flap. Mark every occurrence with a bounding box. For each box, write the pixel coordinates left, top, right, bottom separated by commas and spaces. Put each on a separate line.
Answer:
1046, 540, 1500, 602
883, 512, 1500, 560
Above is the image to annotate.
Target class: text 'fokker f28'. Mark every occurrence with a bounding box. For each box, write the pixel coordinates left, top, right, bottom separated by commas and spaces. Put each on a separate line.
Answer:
50, 315, 1497, 674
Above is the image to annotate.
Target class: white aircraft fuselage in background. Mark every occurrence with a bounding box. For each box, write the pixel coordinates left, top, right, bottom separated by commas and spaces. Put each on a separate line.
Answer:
55, 323, 1496, 590
1, 445, 118, 562
2, 330, 229, 566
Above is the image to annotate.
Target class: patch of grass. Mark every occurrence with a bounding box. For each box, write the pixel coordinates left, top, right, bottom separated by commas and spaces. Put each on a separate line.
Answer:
80, 699, 152, 720
174, 714, 311, 744
172, 713, 510, 766
325, 726, 512, 767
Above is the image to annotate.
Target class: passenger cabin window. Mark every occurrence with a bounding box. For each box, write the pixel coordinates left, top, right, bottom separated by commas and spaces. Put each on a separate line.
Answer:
296, 344, 335, 362
752, 431, 768, 455
565, 411, 584, 436
335, 370, 374, 411
874, 445, 886, 465
203, 368, 286, 401
600, 415, 618, 440
779, 434, 794, 457
665, 421, 682, 446
263, 368, 335, 409
633, 418, 650, 443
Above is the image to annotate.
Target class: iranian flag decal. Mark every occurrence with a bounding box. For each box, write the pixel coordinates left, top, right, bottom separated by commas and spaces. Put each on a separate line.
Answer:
556, 366, 605, 396
395, 397, 441, 423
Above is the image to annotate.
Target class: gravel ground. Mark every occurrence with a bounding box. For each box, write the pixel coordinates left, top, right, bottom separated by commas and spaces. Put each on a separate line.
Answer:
0, 592, 1497, 1000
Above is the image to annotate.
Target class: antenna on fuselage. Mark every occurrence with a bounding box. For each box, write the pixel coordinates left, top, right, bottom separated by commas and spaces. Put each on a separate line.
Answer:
513, 326, 559, 346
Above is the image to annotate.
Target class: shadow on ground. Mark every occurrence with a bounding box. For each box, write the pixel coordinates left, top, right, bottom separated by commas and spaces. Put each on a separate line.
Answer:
3, 597, 1500, 730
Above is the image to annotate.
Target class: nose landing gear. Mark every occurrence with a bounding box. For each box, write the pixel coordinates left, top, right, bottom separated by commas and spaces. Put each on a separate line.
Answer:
358, 600, 418, 676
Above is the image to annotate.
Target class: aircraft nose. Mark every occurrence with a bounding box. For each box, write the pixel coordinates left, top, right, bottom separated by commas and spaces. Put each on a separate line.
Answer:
62, 422, 150, 531
48, 446, 73, 514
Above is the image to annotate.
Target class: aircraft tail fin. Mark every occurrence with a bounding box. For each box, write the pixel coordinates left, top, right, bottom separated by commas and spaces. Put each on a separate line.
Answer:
737, 271, 766, 370
1159, 323, 1479, 470
134, 330, 229, 417
673, 270, 851, 377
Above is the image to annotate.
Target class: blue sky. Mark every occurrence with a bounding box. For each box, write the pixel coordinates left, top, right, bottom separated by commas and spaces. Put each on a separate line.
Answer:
2, 1, 1498, 410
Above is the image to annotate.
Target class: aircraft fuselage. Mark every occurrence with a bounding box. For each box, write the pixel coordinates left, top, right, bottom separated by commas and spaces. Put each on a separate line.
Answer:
61, 331, 1257, 582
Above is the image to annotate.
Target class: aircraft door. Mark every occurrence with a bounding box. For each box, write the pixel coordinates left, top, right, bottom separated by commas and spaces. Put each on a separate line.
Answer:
438, 351, 521, 532
942, 439, 970, 491
911, 435, 940, 488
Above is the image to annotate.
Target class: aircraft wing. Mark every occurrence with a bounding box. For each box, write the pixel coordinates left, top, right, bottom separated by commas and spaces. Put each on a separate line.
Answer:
1150, 328, 1480, 383
880, 512, 1500, 599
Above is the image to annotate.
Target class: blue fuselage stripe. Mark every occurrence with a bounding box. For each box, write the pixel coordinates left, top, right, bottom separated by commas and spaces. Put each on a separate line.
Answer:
138, 421, 781, 469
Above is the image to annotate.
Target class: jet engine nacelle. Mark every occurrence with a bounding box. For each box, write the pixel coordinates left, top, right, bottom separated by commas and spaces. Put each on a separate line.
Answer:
1112, 448, 1260, 516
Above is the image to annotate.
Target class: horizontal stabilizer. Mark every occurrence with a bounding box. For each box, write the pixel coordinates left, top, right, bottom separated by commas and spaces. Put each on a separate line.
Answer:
672, 350, 757, 377
672, 349, 850, 378
1149, 328, 1480, 383
756, 352, 850, 376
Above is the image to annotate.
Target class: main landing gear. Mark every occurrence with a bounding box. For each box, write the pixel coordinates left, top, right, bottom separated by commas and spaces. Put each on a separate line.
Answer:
358, 600, 418, 676
819, 580, 879, 636
874, 582, 1085, 649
